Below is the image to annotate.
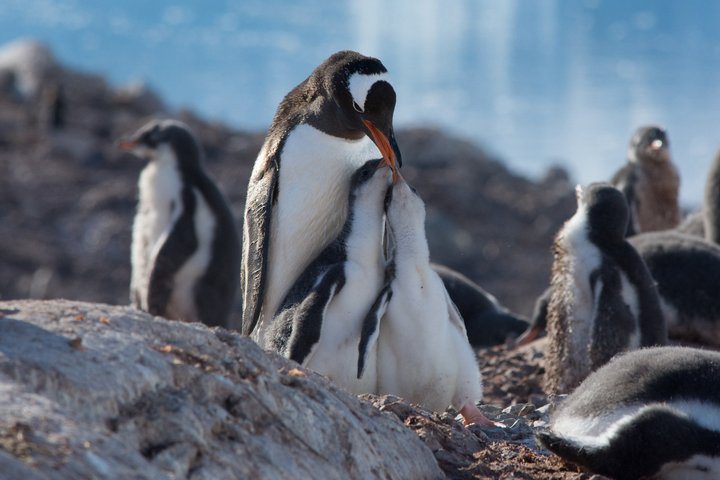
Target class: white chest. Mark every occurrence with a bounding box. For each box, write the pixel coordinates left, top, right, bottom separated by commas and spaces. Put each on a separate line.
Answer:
260, 124, 381, 334
130, 147, 184, 308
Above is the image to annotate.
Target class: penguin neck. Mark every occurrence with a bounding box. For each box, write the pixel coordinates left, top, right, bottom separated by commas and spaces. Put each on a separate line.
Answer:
342, 191, 386, 266
389, 209, 430, 270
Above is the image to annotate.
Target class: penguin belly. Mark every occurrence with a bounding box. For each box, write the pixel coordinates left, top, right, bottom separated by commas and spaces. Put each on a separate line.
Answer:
165, 189, 216, 323
303, 262, 383, 394
131, 152, 183, 309
377, 270, 481, 412
255, 125, 380, 344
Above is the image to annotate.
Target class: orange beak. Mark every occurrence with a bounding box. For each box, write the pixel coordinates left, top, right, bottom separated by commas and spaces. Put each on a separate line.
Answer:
363, 119, 400, 184
118, 140, 138, 151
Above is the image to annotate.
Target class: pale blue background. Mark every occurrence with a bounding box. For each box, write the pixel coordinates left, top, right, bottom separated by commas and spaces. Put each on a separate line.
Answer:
2, 0, 719, 206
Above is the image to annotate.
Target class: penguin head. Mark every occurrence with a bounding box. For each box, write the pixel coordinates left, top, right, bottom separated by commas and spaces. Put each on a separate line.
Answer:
315, 51, 402, 182
119, 119, 202, 171
629, 125, 669, 163
577, 183, 629, 244
349, 158, 392, 201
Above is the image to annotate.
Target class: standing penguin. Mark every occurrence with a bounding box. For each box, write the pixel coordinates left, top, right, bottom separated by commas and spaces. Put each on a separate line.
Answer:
544, 183, 666, 394
241, 51, 401, 345
611, 125, 680, 236
358, 176, 494, 427
121, 119, 240, 328
269, 159, 391, 394
538, 346, 720, 480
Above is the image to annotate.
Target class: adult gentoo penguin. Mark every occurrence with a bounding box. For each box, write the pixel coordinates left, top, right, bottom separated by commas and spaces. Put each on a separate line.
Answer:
358, 175, 494, 427
241, 51, 401, 345
538, 346, 720, 480
611, 125, 680, 236
268, 159, 391, 394
120, 119, 240, 328
432, 263, 529, 347
544, 183, 666, 394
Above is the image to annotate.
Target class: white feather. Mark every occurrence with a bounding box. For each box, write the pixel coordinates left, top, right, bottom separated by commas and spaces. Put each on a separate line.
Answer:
131, 145, 182, 309
348, 72, 390, 111
552, 399, 720, 449
255, 123, 380, 343
166, 188, 216, 322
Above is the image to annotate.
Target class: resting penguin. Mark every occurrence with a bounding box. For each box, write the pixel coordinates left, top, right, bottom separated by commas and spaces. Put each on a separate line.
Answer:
611, 125, 680, 236
358, 175, 494, 427
432, 263, 529, 347
544, 183, 667, 394
241, 51, 401, 346
120, 119, 240, 328
538, 346, 720, 480
269, 159, 391, 394
628, 231, 720, 346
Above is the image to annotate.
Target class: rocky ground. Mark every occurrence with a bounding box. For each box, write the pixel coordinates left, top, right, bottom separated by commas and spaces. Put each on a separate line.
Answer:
0, 40, 593, 478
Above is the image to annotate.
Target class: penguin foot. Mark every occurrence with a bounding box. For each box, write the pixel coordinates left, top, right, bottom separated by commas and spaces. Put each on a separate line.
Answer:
459, 403, 499, 428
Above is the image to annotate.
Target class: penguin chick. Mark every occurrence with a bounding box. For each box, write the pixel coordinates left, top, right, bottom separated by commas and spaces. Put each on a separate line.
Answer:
432, 263, 529, 347
269, 159, 391, 395
358, 176, 495, 427
544, 183, 666, 395
611, 125, 680, 236
121, 119, 240, 328
629, 231, 720, 346
538, 346, 720, 480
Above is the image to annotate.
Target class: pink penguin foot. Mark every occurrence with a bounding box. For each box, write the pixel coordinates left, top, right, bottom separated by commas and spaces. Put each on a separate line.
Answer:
459, 403, 501, 428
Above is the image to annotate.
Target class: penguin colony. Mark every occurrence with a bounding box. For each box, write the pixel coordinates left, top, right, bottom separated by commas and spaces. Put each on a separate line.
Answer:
117, 50, 720, 477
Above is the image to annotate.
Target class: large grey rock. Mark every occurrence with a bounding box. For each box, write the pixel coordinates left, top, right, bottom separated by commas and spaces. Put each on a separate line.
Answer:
0, 299, 443, 479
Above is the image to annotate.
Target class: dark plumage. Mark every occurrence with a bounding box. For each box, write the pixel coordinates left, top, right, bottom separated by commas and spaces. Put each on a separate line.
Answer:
538, 346, 720, 480
432, 263, 528, 347
544, 183, 666, 394
611, 125, 680, 236
122, 119, 240, 328
240, 51, 401, 344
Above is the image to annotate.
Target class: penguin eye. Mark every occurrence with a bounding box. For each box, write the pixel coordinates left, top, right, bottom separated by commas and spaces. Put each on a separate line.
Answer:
352, 100, 363, 113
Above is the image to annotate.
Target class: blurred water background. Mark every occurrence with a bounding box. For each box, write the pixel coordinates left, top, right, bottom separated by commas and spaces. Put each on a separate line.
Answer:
1, 0, 719, 206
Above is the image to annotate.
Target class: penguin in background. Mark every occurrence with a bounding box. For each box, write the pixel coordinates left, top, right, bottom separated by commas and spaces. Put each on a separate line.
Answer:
358, 175, 495, 427
269, 159, 392, 395
432, 263, 529, 347
611, 125, 680, 236
120, 119, 240, 328
538, 346, 720, 480
544, 183, 666, 395
241, 51, 401, 346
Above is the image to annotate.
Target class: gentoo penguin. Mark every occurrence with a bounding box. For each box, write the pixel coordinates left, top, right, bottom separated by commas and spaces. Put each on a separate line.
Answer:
628, 231, 720, 346
538, 346, 720, 480
675, 147, 720, 243
269, 159, 391, 394
241, 51, 401, 345
544, 183, 666, 394
611, 125, 680, 236
432, 263, 529, 347
358, 175, 494, 427
514, 286, 551, 347
120, 119, 240, 328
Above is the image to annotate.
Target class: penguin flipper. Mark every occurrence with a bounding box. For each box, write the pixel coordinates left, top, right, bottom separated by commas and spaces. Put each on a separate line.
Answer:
285, 264, 346, 365
357, 283, 392, 379
147, 188, 198, 317
240, 161, 278, 336
590, 267, 636, 369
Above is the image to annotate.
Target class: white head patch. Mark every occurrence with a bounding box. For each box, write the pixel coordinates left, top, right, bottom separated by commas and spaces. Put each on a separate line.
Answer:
348, 72, 390, 112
